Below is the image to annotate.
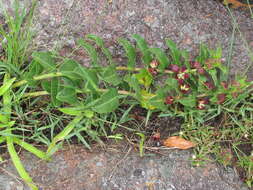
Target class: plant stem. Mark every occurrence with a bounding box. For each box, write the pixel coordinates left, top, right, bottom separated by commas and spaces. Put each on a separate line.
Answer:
12, 72, 63, 88
23, 89, 134, 98
13, 66, 197, 88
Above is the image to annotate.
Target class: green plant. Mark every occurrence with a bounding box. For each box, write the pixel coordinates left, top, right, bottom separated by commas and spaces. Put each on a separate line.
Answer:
1, 29, 252, 187
1, 1, 253, 186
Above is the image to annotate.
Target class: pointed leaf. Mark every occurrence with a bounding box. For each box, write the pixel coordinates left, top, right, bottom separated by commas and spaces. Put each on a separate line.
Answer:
178, 96, 196, 108
118, 38, 136, 68
135, 69, 153, 88
7, 137, 38, 190
90, 88, 119, 114
0, 77, 16, 96
101, 65, 121, 85
56, 87, 79, 105
86, 34, 113, 64
132, 34, 152, 65
148, 48, 169, 70
76, 65, 98, 91
41, 78, 61, 107
166, 39, 181, 65
32, 52, 56, 71
60, 59, 82, 79
59, 107, 83, 116
13, 138, 49, 160
47, 115, 83, 156
77, 39, 99, 66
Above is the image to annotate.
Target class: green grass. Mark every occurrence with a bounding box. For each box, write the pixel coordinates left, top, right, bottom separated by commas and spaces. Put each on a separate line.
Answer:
0, 1, 252, 189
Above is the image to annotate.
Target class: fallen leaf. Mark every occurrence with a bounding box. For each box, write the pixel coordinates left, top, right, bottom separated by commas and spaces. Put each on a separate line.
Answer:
163, 136, 196, 150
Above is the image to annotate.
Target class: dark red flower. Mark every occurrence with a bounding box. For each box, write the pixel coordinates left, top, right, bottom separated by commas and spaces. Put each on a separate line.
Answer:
204, 82, 215, 90
165, 96, 174, 105
221, 81, 228, 89
197, 67, 205, 75
169, 64, 180, 73
190, 61, 202, 69
151, 132, 161, 141
176, 66, 189, 81
148, 68, 158, 75
217, 94, 226, 104
179, 84, 190, 94
197, 98, 209, 110
150, 60, 159, 68
232, 92, 238, 98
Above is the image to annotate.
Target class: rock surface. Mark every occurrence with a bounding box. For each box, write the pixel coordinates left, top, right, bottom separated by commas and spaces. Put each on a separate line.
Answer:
0, 145, 249, 190
1, 0, 253, 76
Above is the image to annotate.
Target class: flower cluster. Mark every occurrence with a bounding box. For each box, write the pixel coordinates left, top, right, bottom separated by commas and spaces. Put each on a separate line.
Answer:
148, 60, 159, 75
169, 64, 190, 94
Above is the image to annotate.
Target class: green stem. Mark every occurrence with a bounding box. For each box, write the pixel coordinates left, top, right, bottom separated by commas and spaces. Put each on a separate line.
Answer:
23, 88, 134, 98
12, 66, 199, 89
12, 72, 63, 88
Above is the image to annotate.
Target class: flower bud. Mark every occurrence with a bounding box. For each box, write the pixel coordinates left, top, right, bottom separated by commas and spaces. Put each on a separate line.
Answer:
217, 94, 226, 104
169, 64, 180, 73
165, 96, 174, 105
150, 60, 159, 68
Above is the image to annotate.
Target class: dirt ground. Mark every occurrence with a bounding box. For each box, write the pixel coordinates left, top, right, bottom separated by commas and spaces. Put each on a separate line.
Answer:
0, 0, 252, 189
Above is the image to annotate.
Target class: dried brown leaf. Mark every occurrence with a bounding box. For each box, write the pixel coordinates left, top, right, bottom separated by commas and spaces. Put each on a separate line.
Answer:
163, 136, 196, 150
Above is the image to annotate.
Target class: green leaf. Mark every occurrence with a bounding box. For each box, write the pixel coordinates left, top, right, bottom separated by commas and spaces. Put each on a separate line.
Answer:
24, 60, 43, 86
89, 88, 119, 114
124, 74, 141, 95
59, 107, 83, 116
32, 52, 56, 71
148, 48, 169, 71
7, 137, 38, 190
41, 78, 61, 107
86, 34, 113, 64
139, 90, 156, 110
135, 69, 153, 88
166, 39, 181, 65
136, 132, 145, 157
166, 77, 178, 90
56, 87, 79, 105
118, 38, 136, 68
208, 69, 218, 86
0, 77, 16, 96
77, 38, 99, 66
178, 96, 196, 108
47, 115, 83, 156
76, 65, 98, 91
13, 137, 49, 160
148, 89, 167, 111
60, 59, 82, 80
132, 34, 152, 65
101, 65, 121, 85
2, 74, 12, 123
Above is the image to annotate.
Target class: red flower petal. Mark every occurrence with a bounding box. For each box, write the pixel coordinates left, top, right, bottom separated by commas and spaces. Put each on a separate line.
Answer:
204, 82, 215, 90
190, 61, 201, 69
197, 67, 205, 75
180, 84, 190, 94
148, 68, 158, 75
221, 81, 228, 89
217, 94, 226, 104
169, 64, 180, 73
165, 96, 174, 105
150, 60, 159, 68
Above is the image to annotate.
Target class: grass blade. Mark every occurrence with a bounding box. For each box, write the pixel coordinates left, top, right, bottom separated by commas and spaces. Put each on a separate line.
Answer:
13, 137, 49, 160
46, 115, 83, 156
7, 137, 38, 190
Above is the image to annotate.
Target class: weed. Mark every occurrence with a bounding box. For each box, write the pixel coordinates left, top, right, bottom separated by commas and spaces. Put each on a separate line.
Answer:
0, 1, 252, 188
